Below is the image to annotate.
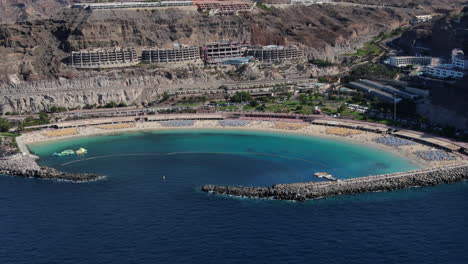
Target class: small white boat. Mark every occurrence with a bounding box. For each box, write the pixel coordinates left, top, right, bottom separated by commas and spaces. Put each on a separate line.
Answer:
76, 148, 88, 155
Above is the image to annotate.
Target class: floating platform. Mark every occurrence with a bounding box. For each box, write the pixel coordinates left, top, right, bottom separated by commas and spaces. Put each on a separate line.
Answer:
314, 172, 338, 181
53, 148, 87, 156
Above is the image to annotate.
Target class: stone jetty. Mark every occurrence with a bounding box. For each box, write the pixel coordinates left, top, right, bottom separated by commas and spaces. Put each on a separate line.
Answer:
0, 154, 99, 182
202, 163, 468, 201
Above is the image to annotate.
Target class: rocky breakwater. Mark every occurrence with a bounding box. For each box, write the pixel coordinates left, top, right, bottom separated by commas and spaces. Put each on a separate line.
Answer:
201, 163, 468, 201
0, 154, 99, 182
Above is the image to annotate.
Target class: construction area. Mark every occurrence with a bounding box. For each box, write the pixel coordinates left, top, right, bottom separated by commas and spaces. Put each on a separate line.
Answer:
201, 41, 247, 64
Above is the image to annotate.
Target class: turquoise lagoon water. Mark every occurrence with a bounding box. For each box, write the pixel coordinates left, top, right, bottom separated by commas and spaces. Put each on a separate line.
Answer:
1, 129, 467, 264
29, 129, 420, 184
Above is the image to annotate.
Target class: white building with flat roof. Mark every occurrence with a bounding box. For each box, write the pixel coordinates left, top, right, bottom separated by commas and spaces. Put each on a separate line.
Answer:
388, 56, 438, 67
424, 65, 464, 79
423, 48, 466, 79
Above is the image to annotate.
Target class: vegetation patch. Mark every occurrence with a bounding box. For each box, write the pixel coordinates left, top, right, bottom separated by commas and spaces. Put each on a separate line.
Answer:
310, 59, 335, 68
344, 63, 400, 82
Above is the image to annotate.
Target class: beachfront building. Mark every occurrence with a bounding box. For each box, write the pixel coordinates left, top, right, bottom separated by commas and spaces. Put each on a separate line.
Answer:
68, 48, 139, 69
142, 46, 201, 64
246, 45, 303, 63
423, 48, 466, 79
388, 56, 439, 68
72, 1, 195, 10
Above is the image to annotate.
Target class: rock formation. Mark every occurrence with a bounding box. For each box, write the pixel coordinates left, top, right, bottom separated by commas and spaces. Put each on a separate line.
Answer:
0, 154, 99, 181
202, 164, 468, 201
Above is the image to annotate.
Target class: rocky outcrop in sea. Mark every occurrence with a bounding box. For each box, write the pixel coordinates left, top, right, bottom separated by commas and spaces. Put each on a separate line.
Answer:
0, 154, 100, 182
202, 164, 468, 201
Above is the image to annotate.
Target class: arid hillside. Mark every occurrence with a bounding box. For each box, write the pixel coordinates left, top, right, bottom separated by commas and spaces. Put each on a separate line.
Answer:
0, 0, 73, 24
0, 4, 414, 82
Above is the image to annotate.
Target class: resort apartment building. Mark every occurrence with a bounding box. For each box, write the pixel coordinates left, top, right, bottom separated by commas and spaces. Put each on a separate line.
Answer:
246, 45, 303, 63
66, 42, 303, 67
201, 41, 247, 64
68, 48, 139, 69
72, 1, 194, 10
423, 49, 466, 79
142, 46, 201, 64
388, 56, 439, 68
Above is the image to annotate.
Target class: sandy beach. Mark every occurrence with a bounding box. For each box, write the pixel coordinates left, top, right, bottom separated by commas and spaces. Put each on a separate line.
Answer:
16, 120, 464, 168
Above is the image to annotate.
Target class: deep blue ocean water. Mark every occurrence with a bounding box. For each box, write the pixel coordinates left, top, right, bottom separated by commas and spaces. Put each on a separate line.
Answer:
1, 130, 467, 264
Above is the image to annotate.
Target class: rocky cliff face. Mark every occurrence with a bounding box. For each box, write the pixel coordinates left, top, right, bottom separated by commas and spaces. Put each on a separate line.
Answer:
0, 5, 413, 82
0, 62, 341, 113
395, 7, 468, 56
430, 8, 468, 57
0, 4, 428, 112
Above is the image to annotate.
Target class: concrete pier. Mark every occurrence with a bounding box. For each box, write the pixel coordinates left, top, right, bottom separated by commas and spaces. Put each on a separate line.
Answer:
202, 163, 468, 201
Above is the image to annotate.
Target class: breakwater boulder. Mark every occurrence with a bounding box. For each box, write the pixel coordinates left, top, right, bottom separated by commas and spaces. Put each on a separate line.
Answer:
202, 164, 468, 201
0, 155, 100, 182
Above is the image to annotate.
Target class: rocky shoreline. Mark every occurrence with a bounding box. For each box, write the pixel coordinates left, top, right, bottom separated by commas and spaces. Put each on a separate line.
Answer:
201, 163, 468, 201
0, 154, 100, 182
